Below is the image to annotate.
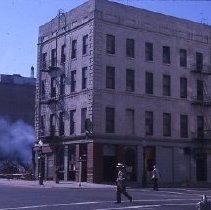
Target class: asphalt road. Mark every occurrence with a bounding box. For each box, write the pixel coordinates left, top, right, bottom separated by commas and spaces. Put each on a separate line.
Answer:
0, 185, 210, 210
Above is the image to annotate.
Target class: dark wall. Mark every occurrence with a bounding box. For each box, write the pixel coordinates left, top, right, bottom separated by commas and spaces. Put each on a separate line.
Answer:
0, 83, 35, 127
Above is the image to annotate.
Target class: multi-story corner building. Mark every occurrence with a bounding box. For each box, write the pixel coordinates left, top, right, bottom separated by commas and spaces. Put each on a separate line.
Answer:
35, 0, 211, 185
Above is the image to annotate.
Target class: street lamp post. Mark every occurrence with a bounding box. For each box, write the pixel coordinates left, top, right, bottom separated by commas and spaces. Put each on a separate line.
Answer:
38, 140, 44, 185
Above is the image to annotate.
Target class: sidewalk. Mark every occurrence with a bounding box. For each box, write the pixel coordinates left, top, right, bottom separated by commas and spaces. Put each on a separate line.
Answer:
0, 178, 116, 189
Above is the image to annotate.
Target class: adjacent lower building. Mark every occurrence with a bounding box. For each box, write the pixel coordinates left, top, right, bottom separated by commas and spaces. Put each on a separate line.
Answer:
34, 0, 211, 185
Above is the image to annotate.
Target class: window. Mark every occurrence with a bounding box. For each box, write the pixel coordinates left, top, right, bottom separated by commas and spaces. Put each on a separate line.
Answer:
60, 74, 65, 96
197, 80, 203, 101
163, 46, 170, 64
82, 35, 88, 55
51, 49, 57, 66
126, 109, 134, 135
145, 72, 153, 94
180, 49, 187, 67
70, 110, 76, 135
105, 107, 115, 133
59, 112, 65, 136
126, 69, 135, 92
61, 44, 66, 64
180, 115, 188, 138
180, 77, 187, 98
82, 67, 87, 89
163, 113, 171, 136
50, 114, 56, 136
41, 80, 46, 99
81, 108, 87, 133
71, 40, 77, 59
145, 42, 153, 61
40, 115, 45, 135
126, 38, 135, 58
197, 116, 204, 139
106, 66, 115, 89
42, 53, 47, 70
163, 75, 171, 96
145, 111, 153, 136
106, 34, 115, 54
51, 77, 56, 97
71, 70, 76, 92
196, 52, 203, 71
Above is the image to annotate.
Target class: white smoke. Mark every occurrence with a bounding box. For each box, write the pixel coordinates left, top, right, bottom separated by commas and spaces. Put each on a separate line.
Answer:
0, 117, 35, 165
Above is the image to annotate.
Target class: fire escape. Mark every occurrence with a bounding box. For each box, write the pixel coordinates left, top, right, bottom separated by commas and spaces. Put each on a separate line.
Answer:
191, 52, 211, 141
37, 10, 67, 142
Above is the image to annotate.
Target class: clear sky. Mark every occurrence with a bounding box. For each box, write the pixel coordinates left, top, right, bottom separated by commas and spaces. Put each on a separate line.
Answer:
0, 0, 210, 77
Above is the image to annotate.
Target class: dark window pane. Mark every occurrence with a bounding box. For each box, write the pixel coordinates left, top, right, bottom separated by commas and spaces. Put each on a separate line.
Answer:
145, 111, 153, 136
163, 113, 171, 136
145, 72, 153, 94
163, 75, 171, 96
180, 77, 187, 98
126, 38, 135, 58
163, 46, 170, 64
145, 42, 153, 61
106, 34, 115, 54
106, 107, 115, 133
106, 66, 115, 89
126, 69, 135, 92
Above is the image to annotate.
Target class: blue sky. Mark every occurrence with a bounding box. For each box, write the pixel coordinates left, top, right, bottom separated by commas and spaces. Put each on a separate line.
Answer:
0, 0, 210, 77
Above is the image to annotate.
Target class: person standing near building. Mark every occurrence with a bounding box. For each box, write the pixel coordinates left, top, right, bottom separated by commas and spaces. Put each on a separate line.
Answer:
116, 163, 132, 204
152, 165, 160, 190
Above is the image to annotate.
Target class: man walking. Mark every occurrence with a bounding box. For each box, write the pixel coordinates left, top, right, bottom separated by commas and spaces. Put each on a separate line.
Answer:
152, 165, 160, 191
116, 163, 132, 204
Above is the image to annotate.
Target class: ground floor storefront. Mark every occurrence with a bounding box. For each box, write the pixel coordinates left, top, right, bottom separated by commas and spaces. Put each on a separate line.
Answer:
33, 139, 211, 185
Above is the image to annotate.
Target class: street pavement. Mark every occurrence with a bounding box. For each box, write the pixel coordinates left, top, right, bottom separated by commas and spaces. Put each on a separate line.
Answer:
0, 179, 210, 209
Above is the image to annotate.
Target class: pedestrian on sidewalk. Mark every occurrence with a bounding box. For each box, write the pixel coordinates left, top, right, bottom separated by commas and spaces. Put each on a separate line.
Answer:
152, 165, 160, 191
115, 163, 132, 204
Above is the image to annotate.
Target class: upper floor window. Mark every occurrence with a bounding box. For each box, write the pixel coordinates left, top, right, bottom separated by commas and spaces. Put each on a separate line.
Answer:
59, 112, 65, 136
61, 44, 66, 64
145, 42, 153, 61
126, 109, 135, 135
180, 114, 188, 138
163, 75, 171, 96
126, 69, 135, 92
105, 107, 115, 133
180, 77, 187, 98
196, 52, 203, 71
40, 115, 45, 134
42, 53, 47, 70
145, 111, 153, 136
50, 77, 56, 97
145, 72, 153, 94
180, 49, 187, 67
70, 110, 76, 135
71, 70, 76, 92
81, 108, 87, 133
82, 35, 88, 55
126, 38, 135, 58
197, 116, 204, 139
51, 49, 57, 67
41, 80, 46, 98
106, 66, 115, 89
163, 46, 170, 64
197, 80, 203, 101
60, 74, 65, 96
71, 40, 77, 59
82, 67, 87, 89
50, 114, 56, 136
163, 113, 171, 137
106, 34, 115, 54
